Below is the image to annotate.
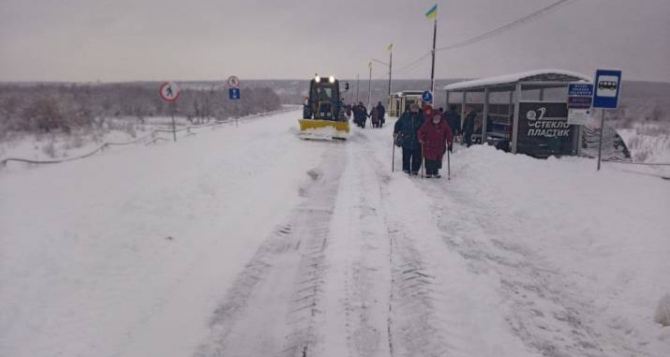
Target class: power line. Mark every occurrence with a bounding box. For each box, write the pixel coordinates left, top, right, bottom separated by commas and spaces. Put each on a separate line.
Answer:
394, 0, 576, 75
436, 0, 575, 52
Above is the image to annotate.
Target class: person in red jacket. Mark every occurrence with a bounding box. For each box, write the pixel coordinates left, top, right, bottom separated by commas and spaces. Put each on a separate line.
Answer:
418, 113, 453, 178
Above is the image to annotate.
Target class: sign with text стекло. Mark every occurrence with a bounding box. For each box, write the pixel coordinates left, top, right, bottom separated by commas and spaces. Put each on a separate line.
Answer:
517, 102, 575, 157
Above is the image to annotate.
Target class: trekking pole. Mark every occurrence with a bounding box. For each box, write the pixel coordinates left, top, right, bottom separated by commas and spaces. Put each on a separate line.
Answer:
421, 143, 426, 178
447, 148, 451, 180
391, 136, 395, 172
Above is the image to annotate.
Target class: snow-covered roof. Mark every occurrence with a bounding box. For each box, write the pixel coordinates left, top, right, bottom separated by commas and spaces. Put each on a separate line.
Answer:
394, 90, 424, 97
443, 69, 591, 92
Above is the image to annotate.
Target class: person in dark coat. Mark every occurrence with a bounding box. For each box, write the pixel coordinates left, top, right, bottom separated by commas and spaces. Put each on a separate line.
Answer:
393, 103, 425, 175
444, 105, 461, 138
376, 101, 386, 127
462, 106, 477, 147
353, 102, 367, 128
418, 113, 453, 178
369, 105, 381, 128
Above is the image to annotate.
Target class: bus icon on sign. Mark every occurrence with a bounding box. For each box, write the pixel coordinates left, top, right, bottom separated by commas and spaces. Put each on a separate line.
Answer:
596, 75, 619, 98
598, 81, 617, 90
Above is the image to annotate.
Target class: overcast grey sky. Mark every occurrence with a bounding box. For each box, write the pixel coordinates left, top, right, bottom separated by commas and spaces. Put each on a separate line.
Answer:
1, 0, 668, 82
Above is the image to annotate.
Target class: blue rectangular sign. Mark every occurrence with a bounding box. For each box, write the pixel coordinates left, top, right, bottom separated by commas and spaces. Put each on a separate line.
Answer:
229, 88, 240, 100
593, 69, 622, 109
568, 83, 594, 97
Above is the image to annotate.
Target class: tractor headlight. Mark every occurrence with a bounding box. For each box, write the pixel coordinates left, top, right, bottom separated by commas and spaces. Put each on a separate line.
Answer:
315, 75, 321, 83
328, 76, 335, 83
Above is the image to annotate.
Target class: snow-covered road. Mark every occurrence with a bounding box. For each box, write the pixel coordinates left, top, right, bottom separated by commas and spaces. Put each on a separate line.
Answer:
2, 110, 669, 356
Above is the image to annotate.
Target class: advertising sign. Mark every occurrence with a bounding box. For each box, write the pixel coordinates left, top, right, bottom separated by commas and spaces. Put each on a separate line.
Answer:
517, 102, 576, 157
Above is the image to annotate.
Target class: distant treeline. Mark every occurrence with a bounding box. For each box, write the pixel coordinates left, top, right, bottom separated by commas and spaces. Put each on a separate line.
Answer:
0, 83, 281, 135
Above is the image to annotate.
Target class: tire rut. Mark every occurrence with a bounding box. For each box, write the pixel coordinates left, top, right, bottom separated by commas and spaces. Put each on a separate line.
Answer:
195, 146, 346, 357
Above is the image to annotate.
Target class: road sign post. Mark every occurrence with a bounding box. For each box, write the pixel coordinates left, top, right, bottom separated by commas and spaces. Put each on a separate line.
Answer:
227, 76, 241, 126
159, 81, 180, 142
593, 69, 622, 171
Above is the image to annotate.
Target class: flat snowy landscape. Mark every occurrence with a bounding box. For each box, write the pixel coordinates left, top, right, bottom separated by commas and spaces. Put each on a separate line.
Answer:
1, 110, 669, 357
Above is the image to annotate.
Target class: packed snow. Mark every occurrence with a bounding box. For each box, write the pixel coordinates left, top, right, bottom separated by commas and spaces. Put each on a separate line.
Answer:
1, 110, 669, 357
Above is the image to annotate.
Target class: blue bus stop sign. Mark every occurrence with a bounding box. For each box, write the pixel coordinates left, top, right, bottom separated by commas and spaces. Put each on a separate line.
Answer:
229, 88, 240, 100
593, 69, 622, 109
422, 90, 433, 103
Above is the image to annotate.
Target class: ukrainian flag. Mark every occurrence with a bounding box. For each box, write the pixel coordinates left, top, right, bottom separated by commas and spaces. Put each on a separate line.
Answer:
425, 4, 437, 20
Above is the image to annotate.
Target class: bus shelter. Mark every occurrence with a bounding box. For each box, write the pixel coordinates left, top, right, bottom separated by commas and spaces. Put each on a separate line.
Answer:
388, 90, 424, 117
444, 70, 591, 157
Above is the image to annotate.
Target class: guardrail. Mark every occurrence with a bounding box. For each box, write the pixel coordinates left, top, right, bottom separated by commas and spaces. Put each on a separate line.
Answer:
1, 107, 297, 168
602, 159, 670, 180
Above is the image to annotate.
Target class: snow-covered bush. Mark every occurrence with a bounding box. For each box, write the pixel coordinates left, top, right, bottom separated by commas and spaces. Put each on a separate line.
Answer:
41, 139, 56, 158
655, 294, 670, 327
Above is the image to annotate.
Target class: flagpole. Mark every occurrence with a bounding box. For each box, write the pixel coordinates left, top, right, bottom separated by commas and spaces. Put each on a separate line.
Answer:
430, 17, 437, 94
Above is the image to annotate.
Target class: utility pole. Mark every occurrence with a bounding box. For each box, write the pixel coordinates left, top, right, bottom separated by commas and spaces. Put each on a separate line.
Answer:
356, 73, 360, 103
368, 61, 372, 110
387, 44, 393, 98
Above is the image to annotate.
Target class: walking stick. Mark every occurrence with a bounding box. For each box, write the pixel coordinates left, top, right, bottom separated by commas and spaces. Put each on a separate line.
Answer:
420, 143, 426, 178
392, 136, 395, 172
447, 148, 451, 180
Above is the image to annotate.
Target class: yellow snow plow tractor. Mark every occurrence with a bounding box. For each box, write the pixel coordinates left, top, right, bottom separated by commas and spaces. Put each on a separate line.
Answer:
299, 75, 350, 140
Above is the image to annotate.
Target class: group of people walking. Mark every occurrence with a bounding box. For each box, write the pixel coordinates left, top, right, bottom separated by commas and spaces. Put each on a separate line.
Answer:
392, 103, 479, 178
349, 102, 386, 128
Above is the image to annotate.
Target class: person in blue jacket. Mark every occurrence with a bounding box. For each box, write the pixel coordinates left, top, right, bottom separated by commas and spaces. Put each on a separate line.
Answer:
393, 103, 425, 175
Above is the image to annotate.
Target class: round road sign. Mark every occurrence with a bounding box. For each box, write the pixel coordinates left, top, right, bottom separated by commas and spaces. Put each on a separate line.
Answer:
159, 81, 180, 102
227, 75, 240, 88
422, 90, 433, 103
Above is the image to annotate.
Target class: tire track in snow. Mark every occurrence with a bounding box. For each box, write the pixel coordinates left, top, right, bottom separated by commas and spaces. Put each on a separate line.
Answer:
414, 164, 653, 357
355, 133, 454, 357
195, 144, 346, 357
326, 134, 393, 357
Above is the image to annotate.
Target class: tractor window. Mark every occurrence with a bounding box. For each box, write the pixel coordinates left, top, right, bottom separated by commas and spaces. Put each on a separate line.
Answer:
318, 87, 333, 101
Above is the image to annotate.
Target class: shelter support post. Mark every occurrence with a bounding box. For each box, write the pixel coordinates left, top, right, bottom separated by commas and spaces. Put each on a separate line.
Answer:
461, 91, 467, 129
482, 88, 490, 145
511, 83, 522, 154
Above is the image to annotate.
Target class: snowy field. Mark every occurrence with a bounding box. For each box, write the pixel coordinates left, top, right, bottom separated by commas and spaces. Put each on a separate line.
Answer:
1, 110, 669, 357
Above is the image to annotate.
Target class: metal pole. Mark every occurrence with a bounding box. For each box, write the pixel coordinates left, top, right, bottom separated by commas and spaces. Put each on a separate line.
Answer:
511, 83, 522, 154
388, 49, 393, 98
447, 149, 451, 180
421, 143, 426, 178
391, 137, 395, 172
597, 109, 605, 171
356, 73, 360, 103
171, 102, 177, 142
430, 18, 437, 94
482, 88, 490, 145
368, 61, 372, 110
